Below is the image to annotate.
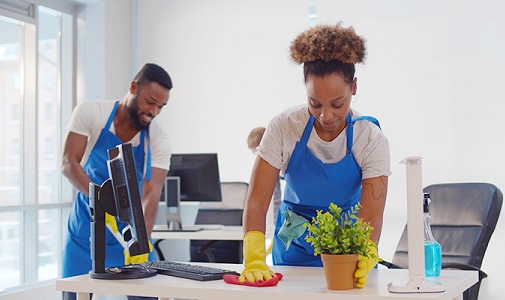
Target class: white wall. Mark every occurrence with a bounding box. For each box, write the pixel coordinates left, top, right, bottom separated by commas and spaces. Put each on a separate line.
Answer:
315, 2, 505, 299
76, 0, 134, 104
136, 0, 505, 299
136, 0, 309, 181
103, 0, 134, 99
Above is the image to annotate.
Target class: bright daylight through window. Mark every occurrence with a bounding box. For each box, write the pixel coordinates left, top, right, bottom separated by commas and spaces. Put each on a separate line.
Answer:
0, 1, 74, 291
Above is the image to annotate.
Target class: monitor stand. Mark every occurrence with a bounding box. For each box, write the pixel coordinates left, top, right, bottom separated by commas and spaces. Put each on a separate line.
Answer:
89, 180, 157, 279
164, 176, 202, 232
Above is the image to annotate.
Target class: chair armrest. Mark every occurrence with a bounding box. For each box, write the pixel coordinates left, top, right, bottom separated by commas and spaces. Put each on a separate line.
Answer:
196, 240, 220, 262
153, 239, 165, 261
378, 260, 402, 269
442, 262, 488, 280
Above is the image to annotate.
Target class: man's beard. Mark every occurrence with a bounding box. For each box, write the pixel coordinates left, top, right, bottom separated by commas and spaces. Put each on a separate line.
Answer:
127, 98, 150, 130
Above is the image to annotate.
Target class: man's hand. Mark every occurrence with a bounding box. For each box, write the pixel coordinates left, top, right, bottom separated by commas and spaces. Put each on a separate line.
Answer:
106, 213, 152, 265
124, 241, 153, 265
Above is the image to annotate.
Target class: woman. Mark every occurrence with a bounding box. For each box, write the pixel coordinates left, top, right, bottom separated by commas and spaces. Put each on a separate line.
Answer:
239, 23, 390, 288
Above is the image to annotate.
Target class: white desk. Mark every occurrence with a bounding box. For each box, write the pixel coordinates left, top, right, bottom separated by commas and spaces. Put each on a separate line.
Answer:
151, 225, 273, 240
152, 225, 243, 240
56, 264, 477, 300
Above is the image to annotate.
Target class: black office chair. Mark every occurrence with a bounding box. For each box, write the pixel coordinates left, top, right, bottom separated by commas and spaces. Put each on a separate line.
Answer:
190, 181, 249, 263
380, 182, 503, 300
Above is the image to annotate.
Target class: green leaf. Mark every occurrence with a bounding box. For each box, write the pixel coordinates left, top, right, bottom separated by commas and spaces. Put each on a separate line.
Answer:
304, 202, 374, 257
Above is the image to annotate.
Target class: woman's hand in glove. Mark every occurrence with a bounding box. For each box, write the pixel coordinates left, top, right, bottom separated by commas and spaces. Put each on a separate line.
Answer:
238, 231, 277, 283
355, 240, 380, 288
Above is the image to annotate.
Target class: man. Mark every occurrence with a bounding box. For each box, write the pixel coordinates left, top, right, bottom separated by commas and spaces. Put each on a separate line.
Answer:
61, 63, 172, 300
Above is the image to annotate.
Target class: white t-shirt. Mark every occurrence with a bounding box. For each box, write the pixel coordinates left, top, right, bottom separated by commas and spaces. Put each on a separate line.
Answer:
67, 100, 171, 171
258, 104, 391, 180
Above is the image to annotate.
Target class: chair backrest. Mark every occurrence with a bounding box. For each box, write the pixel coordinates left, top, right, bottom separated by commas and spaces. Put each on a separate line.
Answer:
190, 182, 249, 263
392, 182, 503, 269
197, 181, 248, 210
194, 181, 248, 225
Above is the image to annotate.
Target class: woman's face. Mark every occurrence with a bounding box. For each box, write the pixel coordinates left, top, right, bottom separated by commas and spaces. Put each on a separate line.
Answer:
306, 73, 356, 141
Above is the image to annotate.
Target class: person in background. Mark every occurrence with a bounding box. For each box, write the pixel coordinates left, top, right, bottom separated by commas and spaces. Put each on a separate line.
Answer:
247, 127, 282, 228
239, 23, 390, 288
61, 63, 172, 300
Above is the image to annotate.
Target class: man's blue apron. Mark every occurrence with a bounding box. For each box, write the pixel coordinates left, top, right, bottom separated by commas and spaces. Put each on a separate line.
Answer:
62, 101, 154, 278
272, 112, 380, 266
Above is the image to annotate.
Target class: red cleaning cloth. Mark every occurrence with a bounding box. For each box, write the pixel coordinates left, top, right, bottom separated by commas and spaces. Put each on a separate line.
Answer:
223, 273, 283, 287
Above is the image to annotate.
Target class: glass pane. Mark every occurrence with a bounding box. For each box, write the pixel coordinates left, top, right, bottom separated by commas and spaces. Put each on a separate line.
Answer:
38, 209, 59, 280
0, 16, 22, 206
0, 212, 21, 289
38, 7, 61, 204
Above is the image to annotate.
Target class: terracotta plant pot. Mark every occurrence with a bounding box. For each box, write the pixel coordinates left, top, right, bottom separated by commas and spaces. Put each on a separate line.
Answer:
321, 253, 359, 290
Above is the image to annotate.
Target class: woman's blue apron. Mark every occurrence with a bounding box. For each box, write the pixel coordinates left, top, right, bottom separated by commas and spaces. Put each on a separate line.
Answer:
62, 101, 154, 278
272, 112, 380, 266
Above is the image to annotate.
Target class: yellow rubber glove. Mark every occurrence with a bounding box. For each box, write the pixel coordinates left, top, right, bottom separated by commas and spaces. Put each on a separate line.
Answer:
266, 239, 273, 254
105, 213, 128, 252
105, 213, 119, 236
354, 240, 380, 288
124, 241, 152, 265
105, 213, 152, 265
239, 231, 276, 283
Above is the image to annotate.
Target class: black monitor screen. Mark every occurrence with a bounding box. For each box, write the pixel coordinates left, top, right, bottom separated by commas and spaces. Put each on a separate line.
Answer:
166, 153, 222, 202
107, 143, 150, 256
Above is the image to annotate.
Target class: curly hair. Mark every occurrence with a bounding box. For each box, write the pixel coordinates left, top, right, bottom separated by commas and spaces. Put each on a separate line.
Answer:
290, 23, 366, 83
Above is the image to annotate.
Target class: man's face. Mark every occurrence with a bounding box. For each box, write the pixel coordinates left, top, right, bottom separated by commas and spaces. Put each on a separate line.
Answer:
128, 81, 170, 130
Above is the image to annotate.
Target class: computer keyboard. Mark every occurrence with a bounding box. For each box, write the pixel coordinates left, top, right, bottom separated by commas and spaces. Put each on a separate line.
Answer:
145, 261, 240, 281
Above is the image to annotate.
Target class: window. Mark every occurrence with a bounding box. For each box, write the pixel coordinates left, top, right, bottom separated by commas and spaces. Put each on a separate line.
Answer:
44, 67, 54, 89
10, 70, 19, 89
44, 137, 54, 159
45, 102, 54, 123
0, 1, 75, 291
0, 15, 22, 208
10, 103, 20, 124
0, 212, 21, 289
10, 139, 20, 160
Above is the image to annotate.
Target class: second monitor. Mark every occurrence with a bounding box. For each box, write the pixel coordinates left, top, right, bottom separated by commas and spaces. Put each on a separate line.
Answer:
160, 153, 222, 231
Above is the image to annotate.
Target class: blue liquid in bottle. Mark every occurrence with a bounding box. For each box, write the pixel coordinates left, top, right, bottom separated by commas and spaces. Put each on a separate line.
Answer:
424, 241, 442, 276
423, 193, 442, 277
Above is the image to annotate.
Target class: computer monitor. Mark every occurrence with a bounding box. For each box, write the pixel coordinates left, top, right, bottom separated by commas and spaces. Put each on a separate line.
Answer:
160, 153, 222, 231
89, 143, 156, 279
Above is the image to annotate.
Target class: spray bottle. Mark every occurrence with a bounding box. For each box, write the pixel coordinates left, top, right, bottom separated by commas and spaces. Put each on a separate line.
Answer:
423, 192, 442, 276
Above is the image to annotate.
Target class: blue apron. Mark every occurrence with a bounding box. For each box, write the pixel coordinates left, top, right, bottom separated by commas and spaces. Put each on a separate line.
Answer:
272, 112, 380, 266
62, 101, 154, 278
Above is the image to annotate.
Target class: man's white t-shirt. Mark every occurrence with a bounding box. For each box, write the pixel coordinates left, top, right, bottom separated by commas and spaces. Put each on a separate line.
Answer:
67, 100, 171, 172
258, 104, 391, 179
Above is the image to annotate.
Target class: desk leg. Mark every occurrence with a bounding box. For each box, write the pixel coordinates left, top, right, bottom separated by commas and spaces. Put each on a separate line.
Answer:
77, 292, 91, 300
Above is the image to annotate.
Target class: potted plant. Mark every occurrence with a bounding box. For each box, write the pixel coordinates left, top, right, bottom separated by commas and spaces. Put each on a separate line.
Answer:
305, 202, 376, 290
